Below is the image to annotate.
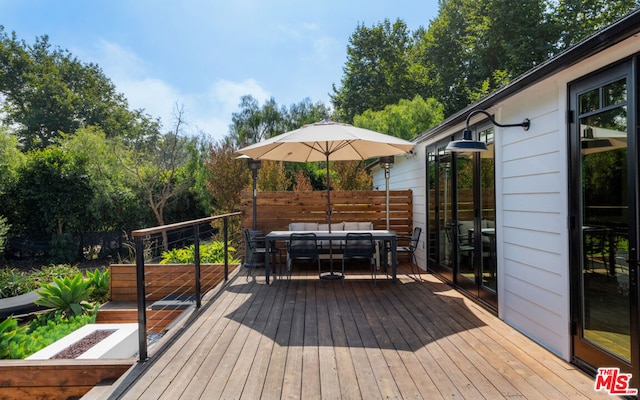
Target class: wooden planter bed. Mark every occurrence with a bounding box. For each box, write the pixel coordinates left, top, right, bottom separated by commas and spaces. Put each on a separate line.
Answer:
0, 359, 134, 400
0, 263, 237, 399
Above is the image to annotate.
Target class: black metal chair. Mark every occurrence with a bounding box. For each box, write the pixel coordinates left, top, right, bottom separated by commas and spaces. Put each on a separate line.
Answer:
286, 233, 321, 284
444, 223, 474, 273
243, 229, 280, 281
395, 227, 422, 280
342, 232, 377, 286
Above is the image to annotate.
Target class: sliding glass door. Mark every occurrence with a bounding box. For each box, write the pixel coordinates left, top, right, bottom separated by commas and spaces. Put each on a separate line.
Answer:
427, 128, 498, 309
569, 60, 639, 387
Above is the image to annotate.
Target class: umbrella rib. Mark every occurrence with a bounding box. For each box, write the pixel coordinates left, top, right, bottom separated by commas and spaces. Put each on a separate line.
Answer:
300, 140, 356, 157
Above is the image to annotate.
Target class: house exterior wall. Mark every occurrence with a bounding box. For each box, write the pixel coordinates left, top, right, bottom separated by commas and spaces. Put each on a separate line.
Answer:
374, 35, 640, 361
373, 146, 427, 268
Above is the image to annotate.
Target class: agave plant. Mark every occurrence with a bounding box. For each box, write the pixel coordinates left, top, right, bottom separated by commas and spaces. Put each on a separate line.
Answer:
86, 268, 110, 303
35, 274, 94, 317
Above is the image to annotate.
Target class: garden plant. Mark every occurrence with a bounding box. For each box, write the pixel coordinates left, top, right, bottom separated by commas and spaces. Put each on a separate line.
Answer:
0, 266, 109, 359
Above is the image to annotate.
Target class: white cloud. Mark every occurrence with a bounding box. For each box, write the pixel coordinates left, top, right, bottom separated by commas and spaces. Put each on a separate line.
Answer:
85, 40, 272, 141
178, 79, 271, 140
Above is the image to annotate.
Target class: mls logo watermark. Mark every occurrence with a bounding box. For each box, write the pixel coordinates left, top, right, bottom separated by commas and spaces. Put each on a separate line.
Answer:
594, 367, 638, 396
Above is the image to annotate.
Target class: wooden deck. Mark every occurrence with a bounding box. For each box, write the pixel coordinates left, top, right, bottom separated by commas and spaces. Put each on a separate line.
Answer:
101, 264, 613, 399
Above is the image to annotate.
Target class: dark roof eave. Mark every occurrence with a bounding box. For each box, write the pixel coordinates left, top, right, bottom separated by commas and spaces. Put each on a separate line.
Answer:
413, 8, 640, 144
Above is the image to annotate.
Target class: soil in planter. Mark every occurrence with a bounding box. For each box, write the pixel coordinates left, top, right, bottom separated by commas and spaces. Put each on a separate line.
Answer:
50, 329, 115, 359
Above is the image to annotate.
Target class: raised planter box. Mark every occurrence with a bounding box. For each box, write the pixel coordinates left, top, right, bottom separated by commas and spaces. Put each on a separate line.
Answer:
27, 323, 138, 360
0, 359, 134, 400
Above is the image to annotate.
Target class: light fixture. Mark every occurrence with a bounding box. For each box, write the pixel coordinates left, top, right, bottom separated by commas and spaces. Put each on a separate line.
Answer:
446, 109, 530, 152
379, 156, 394, 230
246, 158, 262, 231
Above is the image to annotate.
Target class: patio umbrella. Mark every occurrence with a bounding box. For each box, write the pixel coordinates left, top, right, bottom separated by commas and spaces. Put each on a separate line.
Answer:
236, 120, 415, 231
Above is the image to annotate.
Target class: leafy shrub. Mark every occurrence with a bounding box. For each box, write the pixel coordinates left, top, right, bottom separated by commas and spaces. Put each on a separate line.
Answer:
0, 317, 22, 359
0, 268, 31, 298
28, 264, 81, 287
86, 268, 110, 303
159, 241, 239, 264
0, 266, 106, 359
1, 312, 96, 359
0, 215, 9, 258
35, 274, 94, 317
0, 264, 82, 299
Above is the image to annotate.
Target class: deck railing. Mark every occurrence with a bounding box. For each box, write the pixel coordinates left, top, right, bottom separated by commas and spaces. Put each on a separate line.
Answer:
130, 212, 242, 360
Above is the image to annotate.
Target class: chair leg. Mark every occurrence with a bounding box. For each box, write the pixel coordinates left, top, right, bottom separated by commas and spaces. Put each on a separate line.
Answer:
411, 252, 422, 281
317, 259, 322, 287
245, 254, 254, 282
341, 258, 346, 287
372, 259, 376, 286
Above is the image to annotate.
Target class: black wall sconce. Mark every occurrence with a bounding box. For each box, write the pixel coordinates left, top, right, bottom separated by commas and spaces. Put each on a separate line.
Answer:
446, 109, 530, 152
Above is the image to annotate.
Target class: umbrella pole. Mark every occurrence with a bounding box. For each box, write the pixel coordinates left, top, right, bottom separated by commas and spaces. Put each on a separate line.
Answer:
322, 150, 341, 280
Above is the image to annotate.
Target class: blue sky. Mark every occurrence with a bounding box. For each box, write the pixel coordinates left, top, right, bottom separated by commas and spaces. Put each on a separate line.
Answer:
0, 0, 439, 140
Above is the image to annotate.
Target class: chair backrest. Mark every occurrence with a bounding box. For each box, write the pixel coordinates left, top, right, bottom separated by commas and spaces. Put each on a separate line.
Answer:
244, 229, 265, 251
344, 233, 375, 258
288, 233, 319, 258
410, 227, 422, 251
244, 228, 254, 251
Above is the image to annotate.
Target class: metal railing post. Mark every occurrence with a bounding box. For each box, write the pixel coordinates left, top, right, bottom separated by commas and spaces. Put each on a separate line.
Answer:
224, 217, 229, 280
194, 225, 201, 309
129, 211, 240, 362
135, 235, 148, 361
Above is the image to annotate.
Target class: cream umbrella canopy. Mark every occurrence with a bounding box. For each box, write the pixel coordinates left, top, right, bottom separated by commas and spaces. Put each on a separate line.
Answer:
236, 121, 415, 231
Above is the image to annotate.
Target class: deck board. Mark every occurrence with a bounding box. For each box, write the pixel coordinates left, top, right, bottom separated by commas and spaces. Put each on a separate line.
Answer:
109, 264, 614, 399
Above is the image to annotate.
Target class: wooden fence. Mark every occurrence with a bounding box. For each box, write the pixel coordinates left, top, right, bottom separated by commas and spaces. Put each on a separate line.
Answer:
240, 190, 413, 238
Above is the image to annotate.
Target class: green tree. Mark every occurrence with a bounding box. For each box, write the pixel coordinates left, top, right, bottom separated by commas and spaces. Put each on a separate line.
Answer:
4, 146, 96, 239
331, 19, 419, 123
0, 216, 9, 258
353, 95, 444, 140
230, 95, 286, 147
550, 0, 640, 50
230, 96, 333, 191
412, 0, 556, 115
116, 106, 195, 247
61, 126, 147, 231
282, 98, 332, 131
0, 28, 145, 151
175, 134, 214, 217
465, 0, 555, 97
0, 129, 25, 194
413, 1, 470, 115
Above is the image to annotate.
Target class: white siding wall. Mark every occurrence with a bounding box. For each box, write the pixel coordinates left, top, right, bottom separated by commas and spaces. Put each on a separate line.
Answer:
493, 36, 640, 359
372, 36, 640, 362
372, 146, 428, 269
494, 81, 569, 358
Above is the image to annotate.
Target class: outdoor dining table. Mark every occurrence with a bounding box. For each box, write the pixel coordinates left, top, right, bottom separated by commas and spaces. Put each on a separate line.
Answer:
264, 230, 398, 284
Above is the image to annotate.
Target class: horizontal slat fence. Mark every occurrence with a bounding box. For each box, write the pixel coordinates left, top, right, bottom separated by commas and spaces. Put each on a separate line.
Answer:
241, 189, 413, 238
109, 264, 235, 302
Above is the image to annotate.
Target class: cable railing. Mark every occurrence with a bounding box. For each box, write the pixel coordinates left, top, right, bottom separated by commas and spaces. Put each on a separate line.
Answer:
130, 212, 242, 360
